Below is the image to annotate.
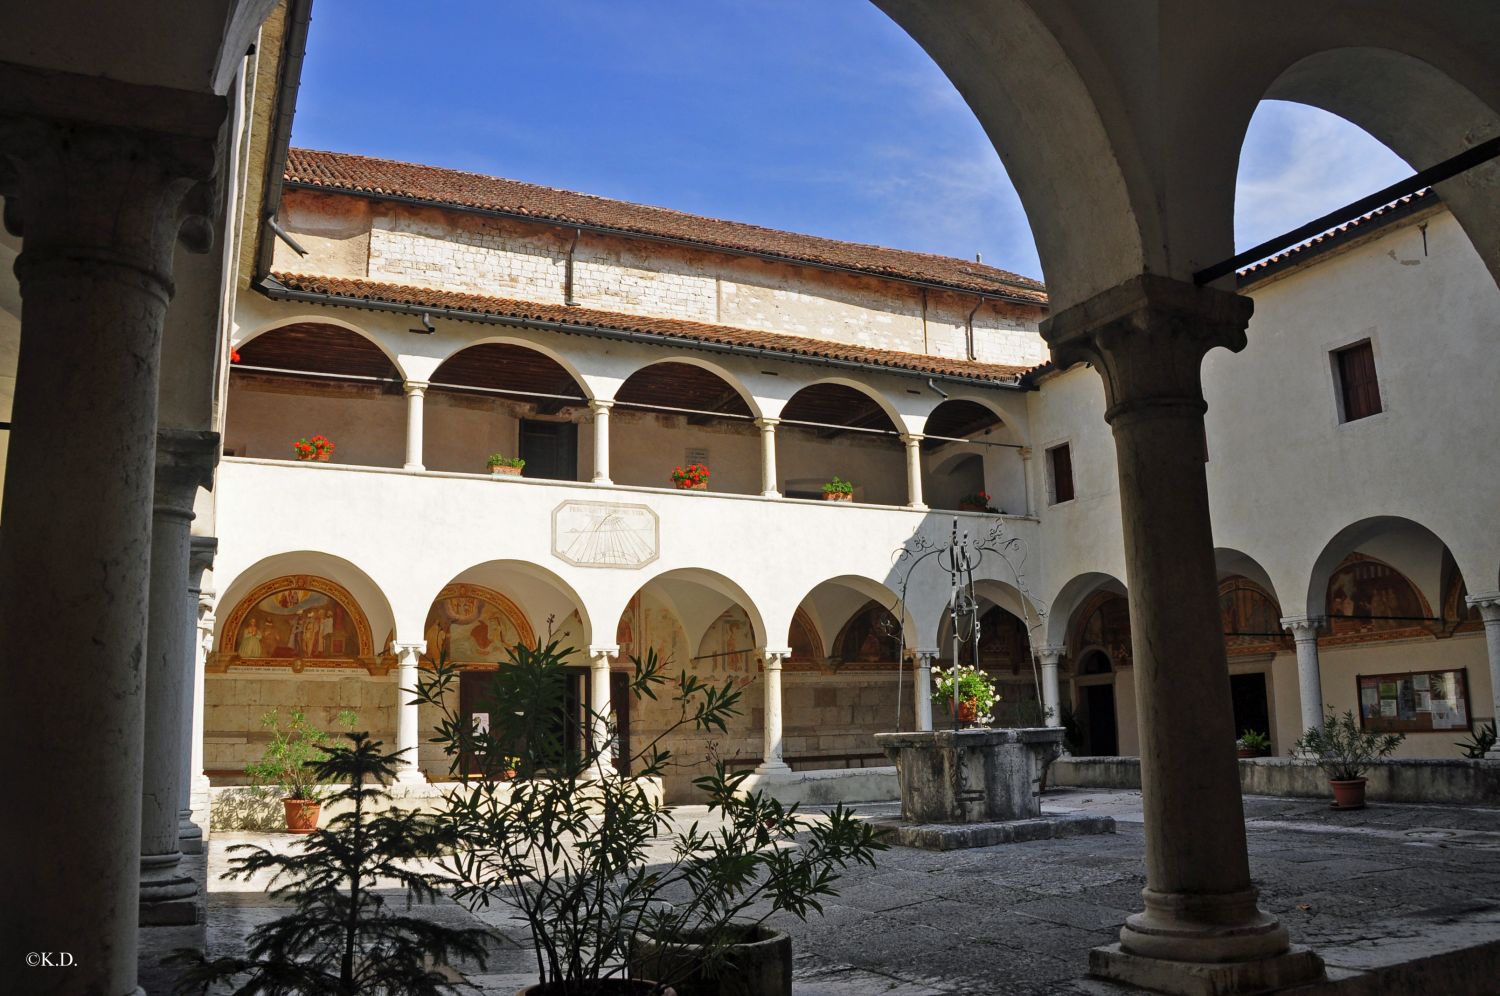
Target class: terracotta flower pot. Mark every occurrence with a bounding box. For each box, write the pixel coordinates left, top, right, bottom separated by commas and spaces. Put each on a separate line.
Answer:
822, 491, 852, 502
957, 699, 979, 724
316, 451, 332, 461
1236, 747, 1257, 759
490, 464, 523, 476
283, 798, 322, 833
959, 502, 986, 512
1329, 778, 1367, 810
517, 982, 674, 996
675, 481, 708, 490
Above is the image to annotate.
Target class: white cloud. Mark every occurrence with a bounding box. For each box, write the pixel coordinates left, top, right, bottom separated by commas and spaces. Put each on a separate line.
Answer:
1235, 102, 1412, 252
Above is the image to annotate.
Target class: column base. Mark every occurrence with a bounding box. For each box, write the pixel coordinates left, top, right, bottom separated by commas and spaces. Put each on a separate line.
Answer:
761, 490, 781, 498
906, 503, 929, 511
403, 463, 425, 472
140, 853, 201, 926
178, 809, 204, 855
1120, 886, 1293, 963
1090, 942, 1324, 996
393, 767, 428, 785
592, 476, 613, 485
751, 760, 793, 779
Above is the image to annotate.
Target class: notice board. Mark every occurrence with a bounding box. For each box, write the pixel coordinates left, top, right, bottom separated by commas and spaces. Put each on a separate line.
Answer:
1356, 668, 1470, 734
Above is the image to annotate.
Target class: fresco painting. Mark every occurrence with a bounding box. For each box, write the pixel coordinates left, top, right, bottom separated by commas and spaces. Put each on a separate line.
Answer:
1325, 557, 1428, 637
424, 583, 535, 664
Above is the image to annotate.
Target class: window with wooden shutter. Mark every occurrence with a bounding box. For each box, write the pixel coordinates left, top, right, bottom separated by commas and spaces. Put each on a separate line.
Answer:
1336, 341, 1382, 421
1048, 443, 1075, 504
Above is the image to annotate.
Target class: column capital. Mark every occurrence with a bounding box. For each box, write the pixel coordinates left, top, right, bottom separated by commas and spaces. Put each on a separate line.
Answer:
911, 649, 939, 665
588, 398, 615, 413
1, 115, 222, 291
1465, 591, 1500, 621
1280, 616, 1325, 639
1035, 644, 1066, 664
403, 379, 429, 396
900, 432, 925, 445
758, 648, 792, 667
1018, 446, 1033, 460
588, 644, 620, 664
154, 428, 220, 519
1040, 274, 1252, 424
187, 535, 218, 592
755, 416, 781, 430
392, 642, 425, 664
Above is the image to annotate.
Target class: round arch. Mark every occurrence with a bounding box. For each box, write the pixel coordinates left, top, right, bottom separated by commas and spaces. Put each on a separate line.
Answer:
1302, 515, 1461, 622
788, 574, 915, 655
430, 336, 595, 403
1044, 571, 1127, 649
427, 559, 594, 654
1261, 46, 1500, 289
615, 567, 768, 654
214, 551, 398, 660
615, 356, 762, 420
779, 377, 903, 435
233, 315, 408, 380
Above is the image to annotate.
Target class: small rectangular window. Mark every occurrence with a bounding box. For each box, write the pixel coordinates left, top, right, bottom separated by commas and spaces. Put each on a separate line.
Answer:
1336, 341, 1382, 422
1048, 443, 1075, 505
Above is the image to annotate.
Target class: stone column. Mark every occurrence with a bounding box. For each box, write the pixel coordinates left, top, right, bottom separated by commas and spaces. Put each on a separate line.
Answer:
901, 433, 927, 510
403, 380, 428, 471
756, 417, 780, 497
1018, 446, 1034, 516
1042, 275, 1321, 989
179, 536, 218, 855
590, 400, 614, 484
1466, 593, 1500, 758
191, 583, 217, 824
914, 650, 937, 732
140, 430, 217, 924
392, 643, 426, 783
755, 650, 794, 776
587, 645, 619, 769
0, 117, 219, 995
1281, 616, 1326, 736
1037, 644, 1065, 728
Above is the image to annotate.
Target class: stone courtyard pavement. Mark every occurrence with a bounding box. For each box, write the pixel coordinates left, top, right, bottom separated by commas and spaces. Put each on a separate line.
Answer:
191, 789, 1500, 995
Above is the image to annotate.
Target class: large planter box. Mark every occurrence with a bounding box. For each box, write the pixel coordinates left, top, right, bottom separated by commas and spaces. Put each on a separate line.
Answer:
875, 727, 1063, 823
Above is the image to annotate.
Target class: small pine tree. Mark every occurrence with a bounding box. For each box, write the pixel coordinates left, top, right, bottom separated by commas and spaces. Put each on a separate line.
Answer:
172, 732, 490, 995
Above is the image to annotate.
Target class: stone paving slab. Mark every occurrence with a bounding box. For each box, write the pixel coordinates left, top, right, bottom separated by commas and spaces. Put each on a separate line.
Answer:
185, 789, 1500, 994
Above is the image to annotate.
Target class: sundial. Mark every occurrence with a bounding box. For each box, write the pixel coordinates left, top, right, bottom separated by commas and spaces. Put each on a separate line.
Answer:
551, 500, 660, 569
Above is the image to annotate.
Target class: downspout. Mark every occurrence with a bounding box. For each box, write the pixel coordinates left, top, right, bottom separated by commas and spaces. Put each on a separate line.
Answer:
252, 0, 315, 283
965, 296, 983, 361
564, 227, 581, 305
920, 287, 929, 353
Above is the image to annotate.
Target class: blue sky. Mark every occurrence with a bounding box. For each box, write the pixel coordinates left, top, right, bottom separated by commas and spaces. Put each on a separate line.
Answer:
293, 0, 1412, 282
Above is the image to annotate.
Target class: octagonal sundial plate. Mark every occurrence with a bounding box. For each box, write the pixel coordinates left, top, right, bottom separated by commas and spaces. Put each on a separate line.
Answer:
552, 500, 660, 569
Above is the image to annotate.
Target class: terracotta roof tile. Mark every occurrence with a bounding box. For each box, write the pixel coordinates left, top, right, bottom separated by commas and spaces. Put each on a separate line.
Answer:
1236, 188, 1435, 279
266, 271, 1029, 385
284, 148, 1048, 304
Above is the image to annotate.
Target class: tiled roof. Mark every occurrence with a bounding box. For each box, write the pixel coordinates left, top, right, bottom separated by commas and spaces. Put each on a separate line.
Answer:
283, 148, 1048, 304
265, 271, 1030, 385
1236, 188, 1435, 280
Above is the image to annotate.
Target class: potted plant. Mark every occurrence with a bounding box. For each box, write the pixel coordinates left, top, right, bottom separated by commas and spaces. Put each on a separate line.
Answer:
1236, 729, 1271, 758
930, 662, 998, 727
821, 476, 853, 502
672, 463, 711, 490
171, 732, 490, 994
290, 434, 335, 461
413, 642, 886, 996
488, 454, 526, 476
957, 491, 998, 513
1292, 708, 1404, 810
293, 434, 336, 462
1455, 721, 1496, 758
245, 708, 357, 833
